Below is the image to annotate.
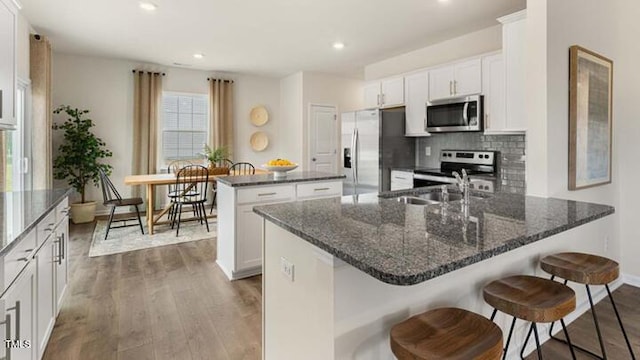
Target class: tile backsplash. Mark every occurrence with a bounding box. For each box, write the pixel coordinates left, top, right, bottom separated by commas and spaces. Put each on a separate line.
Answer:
416, 133, 526, 194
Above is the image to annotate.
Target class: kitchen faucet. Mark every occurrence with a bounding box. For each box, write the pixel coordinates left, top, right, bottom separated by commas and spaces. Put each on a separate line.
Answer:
452, 169, 470, 206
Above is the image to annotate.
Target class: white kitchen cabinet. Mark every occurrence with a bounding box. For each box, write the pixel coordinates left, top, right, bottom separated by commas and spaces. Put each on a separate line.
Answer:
482, 53, 507, 134
404, 72, 430, 137
497, 10, 527, 133
54, 218, 69, 313
217, 179, 343, 280
35, 236, 55, 359
0, 0, 17, 130
2, 261, 35, 360
429, 58, 482, 101
390, 170, 414, 191
362, 77, 404, 109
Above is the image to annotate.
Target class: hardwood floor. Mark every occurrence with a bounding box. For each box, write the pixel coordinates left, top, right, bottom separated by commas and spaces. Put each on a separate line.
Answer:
43, 222, 639, 360
42, 222, 261, 360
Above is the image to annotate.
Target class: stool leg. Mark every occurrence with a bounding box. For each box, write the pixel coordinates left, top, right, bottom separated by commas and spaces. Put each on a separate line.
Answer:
560, 319, 577, 360
548, 279, 568, 339
490, 308, 498, 321
520, 323, 534, 360
606, 284, 636, 360
502, 316, 516, 360
532, 323, 544, 360
586, 284, 608, 359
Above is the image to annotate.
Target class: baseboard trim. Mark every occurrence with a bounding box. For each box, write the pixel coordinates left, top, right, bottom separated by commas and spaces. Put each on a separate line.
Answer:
623, 273, 640, 287
511, 277, 625, 359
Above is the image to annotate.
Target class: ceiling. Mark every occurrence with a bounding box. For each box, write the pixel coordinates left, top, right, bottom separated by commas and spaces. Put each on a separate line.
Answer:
20, 0, 526, 78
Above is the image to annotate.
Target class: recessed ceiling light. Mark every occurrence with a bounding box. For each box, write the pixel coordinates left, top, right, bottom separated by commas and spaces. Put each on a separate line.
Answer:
333, 42, 345, 50
193, 53, 205, 59
438, 0, 449, 2
139, 2, 157, 11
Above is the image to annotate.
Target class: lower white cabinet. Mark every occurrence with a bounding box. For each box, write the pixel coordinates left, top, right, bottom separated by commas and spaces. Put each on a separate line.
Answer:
1, 261, 35, 360
0, 196, 69, 360
217, 180, 342, 280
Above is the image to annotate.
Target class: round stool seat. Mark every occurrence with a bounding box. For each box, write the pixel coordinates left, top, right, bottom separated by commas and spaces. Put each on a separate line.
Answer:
390, 307, 503, 360
541, 252, 619, 285
483, 275, 575, 323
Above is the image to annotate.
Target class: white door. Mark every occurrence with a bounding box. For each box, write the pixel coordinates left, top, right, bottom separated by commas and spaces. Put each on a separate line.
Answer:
428, 66, 454, 101
362, 82, 380, 108
404, 72, 429, 136
309, 105, 338, 173
2, 262, 35, 360
380, 77, 404, 108
453, 59, 482, 97
55, 220, 69, 312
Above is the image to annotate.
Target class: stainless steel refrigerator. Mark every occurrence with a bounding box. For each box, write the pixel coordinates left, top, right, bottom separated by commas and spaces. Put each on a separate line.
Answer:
342, 108, 415, 195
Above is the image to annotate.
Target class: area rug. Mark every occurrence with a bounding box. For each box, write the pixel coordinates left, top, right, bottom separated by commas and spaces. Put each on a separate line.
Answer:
89, 217, 217, 257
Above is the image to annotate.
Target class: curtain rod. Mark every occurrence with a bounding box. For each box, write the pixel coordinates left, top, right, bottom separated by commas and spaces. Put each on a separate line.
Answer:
207, 78, 234, 83
132, 70, 166, 76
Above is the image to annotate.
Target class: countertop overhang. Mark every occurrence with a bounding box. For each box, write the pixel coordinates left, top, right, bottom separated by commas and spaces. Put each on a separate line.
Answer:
254, 188, 615, 286
216, 171, 346, 187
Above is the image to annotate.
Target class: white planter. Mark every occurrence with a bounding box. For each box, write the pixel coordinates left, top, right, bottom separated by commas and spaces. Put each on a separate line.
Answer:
70, 201, 97, 224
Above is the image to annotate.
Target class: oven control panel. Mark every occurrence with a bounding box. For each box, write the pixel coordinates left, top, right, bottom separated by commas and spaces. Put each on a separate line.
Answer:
440, 150, 495, 165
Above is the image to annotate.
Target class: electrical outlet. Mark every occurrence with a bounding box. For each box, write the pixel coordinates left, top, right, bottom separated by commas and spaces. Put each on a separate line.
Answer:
425, 146, 431, 156
280, 257, 294, 282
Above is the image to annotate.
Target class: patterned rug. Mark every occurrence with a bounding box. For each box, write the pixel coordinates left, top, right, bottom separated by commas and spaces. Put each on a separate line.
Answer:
89, 216, 216, 257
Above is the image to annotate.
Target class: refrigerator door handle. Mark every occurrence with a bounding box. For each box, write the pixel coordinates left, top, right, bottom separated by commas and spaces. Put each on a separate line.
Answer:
353, 128, 359, 184
351, 128, 357, 185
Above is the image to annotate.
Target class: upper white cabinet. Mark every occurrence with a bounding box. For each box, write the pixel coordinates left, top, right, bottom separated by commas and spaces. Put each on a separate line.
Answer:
362, 76, 404, 108
404, 72, 430, 137
482, 53, 507, 133
0, 0, 17, 129
496, 10, 527, 133
429, 58, 482, 101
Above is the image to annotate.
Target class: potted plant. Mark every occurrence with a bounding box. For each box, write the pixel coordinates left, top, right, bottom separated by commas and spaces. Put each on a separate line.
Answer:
202, 144, 230, 175
53, 105, 113, 224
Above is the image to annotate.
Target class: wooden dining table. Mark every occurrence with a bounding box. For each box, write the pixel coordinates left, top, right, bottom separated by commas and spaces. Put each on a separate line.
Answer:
124, 169, 268, 234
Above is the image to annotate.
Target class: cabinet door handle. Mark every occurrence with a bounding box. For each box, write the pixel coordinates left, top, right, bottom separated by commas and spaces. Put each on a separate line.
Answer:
381, 94, 385, 106
7, 301, 20, 340
449, 81, 453, 96
376, 94, 380, 106
1, 314, 12, 360
16, 257, 28, 262
61, 233, 65, 260
313, 187, 330, 191
258, 192, 277, 197
54, 236, 63, 264
424, 117, 427, 132
485, 114, 489, 129
453, 80, 457, 95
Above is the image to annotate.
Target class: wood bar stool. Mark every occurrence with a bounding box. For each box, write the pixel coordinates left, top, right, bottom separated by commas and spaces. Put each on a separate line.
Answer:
541, 252, 636, 360
390, 307, 503, 360
483, 275, 577, 360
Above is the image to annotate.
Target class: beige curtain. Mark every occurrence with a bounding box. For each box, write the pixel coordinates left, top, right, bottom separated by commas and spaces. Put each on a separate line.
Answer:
30, 34, 53, 190
208, 78, 234, 154
132, 71, 163, 197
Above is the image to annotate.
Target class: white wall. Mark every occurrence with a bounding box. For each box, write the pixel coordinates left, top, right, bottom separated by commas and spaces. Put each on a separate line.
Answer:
16, 13, 32, 80
364, 25, 502, 81
278, 72, 304, 167
51, 53, 281, 212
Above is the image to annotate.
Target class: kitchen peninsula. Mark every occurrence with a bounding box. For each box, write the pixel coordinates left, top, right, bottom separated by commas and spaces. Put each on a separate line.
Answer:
254, 187, 615, 359
216, 171, 345, 280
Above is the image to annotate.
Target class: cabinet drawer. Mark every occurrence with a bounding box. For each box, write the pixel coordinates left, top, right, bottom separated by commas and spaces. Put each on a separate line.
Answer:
3, 229, 36, 291
237, 185, 295, 205
296, 181, 342, 199
56, 197, 70, 225
36, 210, 56, 247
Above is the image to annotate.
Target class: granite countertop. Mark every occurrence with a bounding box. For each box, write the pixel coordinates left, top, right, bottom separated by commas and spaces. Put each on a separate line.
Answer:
253, 187, 614, 286
0, 188, 72, 256
217, 171, 346, 187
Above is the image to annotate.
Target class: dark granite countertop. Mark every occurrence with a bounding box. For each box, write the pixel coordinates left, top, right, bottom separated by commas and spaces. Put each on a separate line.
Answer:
0, 188, 72, 256
217, 171, 345, 187
253, 187, 614, 286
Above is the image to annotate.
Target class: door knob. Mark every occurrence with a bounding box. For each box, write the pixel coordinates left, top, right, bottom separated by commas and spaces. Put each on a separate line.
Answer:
312, 158, 317, 161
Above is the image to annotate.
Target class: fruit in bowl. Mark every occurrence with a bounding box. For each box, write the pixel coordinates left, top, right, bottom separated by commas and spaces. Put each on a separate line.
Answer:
263, 158, 298, 177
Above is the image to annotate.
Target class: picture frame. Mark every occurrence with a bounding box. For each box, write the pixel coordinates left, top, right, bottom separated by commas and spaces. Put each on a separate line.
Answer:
568, 45, 613, 190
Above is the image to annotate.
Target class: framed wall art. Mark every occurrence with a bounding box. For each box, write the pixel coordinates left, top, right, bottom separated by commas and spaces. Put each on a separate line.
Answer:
569, 45, 613, 190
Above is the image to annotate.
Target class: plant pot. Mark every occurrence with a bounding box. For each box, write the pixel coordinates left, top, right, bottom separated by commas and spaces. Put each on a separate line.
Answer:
208, 165, 230, 175
70, 201, 97, 224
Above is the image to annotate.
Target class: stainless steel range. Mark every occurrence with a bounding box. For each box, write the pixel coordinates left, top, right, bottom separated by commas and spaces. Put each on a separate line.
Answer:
413, 150, 496, 192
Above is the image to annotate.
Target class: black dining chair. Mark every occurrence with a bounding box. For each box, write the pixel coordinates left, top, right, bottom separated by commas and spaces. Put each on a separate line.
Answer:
170, 165, 210, 237
229, 162, 256, 175
99, 169, 145, 240
167, 160, 197, 220
210, 158, 235, 214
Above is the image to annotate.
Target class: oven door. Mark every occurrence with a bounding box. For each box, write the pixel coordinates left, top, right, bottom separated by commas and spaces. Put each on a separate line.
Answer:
413, 174, 456, 188
426, 95, 482, 132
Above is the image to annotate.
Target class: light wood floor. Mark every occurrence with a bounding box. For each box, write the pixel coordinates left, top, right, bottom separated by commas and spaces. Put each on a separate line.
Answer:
43, 222, 639, 360
42, 222, 261, 360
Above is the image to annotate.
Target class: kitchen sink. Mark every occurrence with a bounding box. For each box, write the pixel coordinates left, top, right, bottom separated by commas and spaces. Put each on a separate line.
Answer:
416, 192, 463, 202
396, 196, 438, 205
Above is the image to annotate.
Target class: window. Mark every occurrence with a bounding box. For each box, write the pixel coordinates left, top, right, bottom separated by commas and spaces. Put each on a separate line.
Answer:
161, 93, 208, 160
4, 80, 32, 192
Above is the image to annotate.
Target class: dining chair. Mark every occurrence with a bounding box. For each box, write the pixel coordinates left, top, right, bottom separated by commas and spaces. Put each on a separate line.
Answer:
210, 159, 235, 214
99, 169, 145, 240
170, 165, 210, 237
167, 160, 196, 220
229, 162, 256, 176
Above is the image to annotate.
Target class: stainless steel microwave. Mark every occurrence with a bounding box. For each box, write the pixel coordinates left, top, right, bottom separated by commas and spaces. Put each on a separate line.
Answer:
426, 95, 483, 132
